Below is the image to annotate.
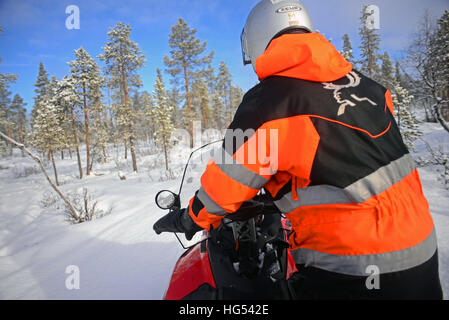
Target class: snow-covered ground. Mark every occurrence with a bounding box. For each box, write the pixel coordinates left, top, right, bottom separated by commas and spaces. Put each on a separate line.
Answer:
0, 143, 192, 299
0, 123, 448, 299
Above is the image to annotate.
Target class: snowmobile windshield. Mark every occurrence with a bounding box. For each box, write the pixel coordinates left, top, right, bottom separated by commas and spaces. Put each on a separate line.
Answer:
175, 140, 223, 248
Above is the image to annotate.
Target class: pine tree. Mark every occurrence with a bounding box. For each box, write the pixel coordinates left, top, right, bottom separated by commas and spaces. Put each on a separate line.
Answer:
380, 52, 394, 91
167, 87, 181, 128
32, 78, 65, 185
106, 76, 126, 154
58, 76, 83, 178
130, 91, 144, 142
46, 76, 69, 161
32, 62, 49, 126
201, 64, 217, 94
210, 91, 225, 129
0, 82, 13, 154
9, 94, 27, 155
341, 34, 355, 65
229, 85, 244, 124
50, 76, 69, 156
216, 61, 232, 126
152, 69, 174, 170
214, 62, 243, 127
192, 77, 211, 128
68, 47, 104, 175
394, 61, 404, 89
164, 18, 213, 142
359, 6, 381, 79
88, 75, 108, 165
0, 26, 18, 155
0, 71, 18, 155
99, 22, 146, 172
391, 80, 421, 150
140, 91, 155, 141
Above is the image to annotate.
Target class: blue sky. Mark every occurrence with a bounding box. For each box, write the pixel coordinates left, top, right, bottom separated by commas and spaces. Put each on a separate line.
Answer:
0, 0, 447, 112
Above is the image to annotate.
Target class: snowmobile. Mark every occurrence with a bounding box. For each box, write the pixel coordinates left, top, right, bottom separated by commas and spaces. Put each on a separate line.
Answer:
154, 141, 298, 300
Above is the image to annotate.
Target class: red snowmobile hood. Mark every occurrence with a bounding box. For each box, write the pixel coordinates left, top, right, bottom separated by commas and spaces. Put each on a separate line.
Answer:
255, 33, 352, 82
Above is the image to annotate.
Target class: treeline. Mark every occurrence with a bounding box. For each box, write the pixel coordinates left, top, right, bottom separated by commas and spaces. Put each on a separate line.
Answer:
0, 19, 244, 180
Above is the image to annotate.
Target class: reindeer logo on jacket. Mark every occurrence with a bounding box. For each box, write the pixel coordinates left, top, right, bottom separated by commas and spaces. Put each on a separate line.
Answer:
322, 71, 377, 116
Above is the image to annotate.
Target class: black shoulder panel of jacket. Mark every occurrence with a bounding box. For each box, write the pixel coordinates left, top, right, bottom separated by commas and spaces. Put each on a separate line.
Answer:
226, 70, 409, 189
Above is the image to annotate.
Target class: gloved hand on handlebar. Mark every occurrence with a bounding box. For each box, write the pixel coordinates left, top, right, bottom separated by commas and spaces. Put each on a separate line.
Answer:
153, 207, 202, 240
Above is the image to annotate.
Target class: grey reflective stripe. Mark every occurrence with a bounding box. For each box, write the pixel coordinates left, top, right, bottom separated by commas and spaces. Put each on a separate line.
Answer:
196, 187, 227, 216
290, 228, 437, 276
274, 185, 353, 213
213, 148, 269, 189
274, 153, 416, 212
345, 153, 416, 203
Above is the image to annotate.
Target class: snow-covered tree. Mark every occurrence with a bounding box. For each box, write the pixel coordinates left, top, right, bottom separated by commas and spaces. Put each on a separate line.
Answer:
391, 80, 421, 150
164, 18, 213, 142
48, 76, 73, 161
99, 22, 145, 172
152, 69, 174, 170
32, 77, 65, 186
9, 94, 28, 155
58, 76, 83, 179
68, 47, 104, 175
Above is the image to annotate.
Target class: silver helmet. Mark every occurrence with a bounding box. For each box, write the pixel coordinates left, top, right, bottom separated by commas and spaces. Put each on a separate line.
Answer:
241, 0, 314, 67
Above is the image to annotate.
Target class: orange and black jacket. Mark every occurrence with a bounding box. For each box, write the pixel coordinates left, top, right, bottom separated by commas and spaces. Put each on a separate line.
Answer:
188, 33, 437, 276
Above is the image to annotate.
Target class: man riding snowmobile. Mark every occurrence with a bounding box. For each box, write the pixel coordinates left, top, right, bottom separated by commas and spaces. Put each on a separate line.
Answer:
154, 0, 443, 299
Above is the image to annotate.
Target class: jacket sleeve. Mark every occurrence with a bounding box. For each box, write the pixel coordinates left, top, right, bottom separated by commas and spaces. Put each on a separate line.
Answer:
187, 94, 277, 230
